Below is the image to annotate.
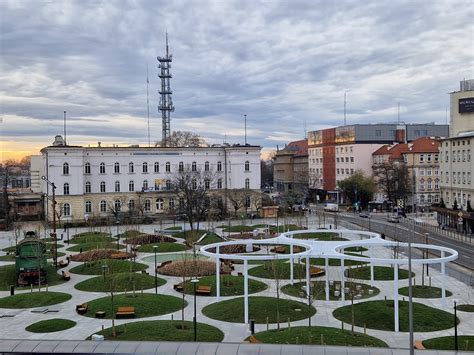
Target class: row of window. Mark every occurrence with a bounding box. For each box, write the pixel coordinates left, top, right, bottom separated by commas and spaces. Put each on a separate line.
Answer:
418, 178, 439, 191
418, 167, 439, 176
444, 191, 472, 207
336, 157, 354, 163
337, 168, 354, 175
440, 149, 472, 163
443, 171, 472, 185
418, 194, 439, 204
443, 139, 471, 147
63, 161, 252, 175
418, 153, 439, 164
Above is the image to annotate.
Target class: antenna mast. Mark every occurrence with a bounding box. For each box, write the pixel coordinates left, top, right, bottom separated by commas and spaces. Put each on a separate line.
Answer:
146, 64, 151, 147
157, 32, 174, 147
244, 114, 247, 145
63, 111, 67, 145
343, 92, 347, 126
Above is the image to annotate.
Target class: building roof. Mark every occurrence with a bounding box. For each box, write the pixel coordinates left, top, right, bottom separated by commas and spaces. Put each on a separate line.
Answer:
279, 139, 308, 157
372, 137, 440, 160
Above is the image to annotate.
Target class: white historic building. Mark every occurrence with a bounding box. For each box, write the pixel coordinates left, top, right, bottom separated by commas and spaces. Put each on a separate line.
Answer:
31, 136, 261, 223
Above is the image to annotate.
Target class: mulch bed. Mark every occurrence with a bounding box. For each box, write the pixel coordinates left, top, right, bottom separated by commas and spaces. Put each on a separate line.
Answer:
124, 234, 176, 245
70, 249, 135, 262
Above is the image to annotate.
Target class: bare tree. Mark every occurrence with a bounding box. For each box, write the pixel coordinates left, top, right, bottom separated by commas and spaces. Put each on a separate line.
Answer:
227, 189, 245, 218
0, 159, 21, 228
156, 131, 206, 148
373, 162, 410, 204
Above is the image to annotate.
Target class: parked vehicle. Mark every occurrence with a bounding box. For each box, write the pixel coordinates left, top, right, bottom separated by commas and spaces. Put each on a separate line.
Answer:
359, 211, 370, 218
387, 215, 401, 223
324, 203, 339, 212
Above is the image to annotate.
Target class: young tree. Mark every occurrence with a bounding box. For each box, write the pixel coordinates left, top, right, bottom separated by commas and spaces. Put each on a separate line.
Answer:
227, 189, 245, 217
337, 170, 377, 208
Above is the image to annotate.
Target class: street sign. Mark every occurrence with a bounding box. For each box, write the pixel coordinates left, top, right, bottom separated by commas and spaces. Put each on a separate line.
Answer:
458, 212, 463, 217
458, 217, 463, 224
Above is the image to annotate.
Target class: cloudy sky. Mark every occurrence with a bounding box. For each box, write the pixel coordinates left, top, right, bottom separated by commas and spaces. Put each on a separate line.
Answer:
1, 0, 473, 161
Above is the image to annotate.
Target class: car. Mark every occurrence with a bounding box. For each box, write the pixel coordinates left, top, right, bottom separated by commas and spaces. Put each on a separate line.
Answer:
324, 203, 339, 212
359, 211, 370, 218
387, 215, 401, 223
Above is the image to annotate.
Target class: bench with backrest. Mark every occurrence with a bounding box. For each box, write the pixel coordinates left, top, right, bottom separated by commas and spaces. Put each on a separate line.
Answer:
309, 267, 325, 277
58, 259, 68, 268
76, 303, 88, 314
271, 246, 286, 254
196, 285, 212, 296
62, 270, 70, 281
173, 283, 183, 291
414, 340, 425, 350
116, 306, 135, 319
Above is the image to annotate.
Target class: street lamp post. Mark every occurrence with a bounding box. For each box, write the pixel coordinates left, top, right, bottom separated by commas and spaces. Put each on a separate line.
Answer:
102, 264, 108, 282
191, 278, 200, 341
116, 220, 120, 250
153, 245, 158, 294
454, 299, 458, 351
41, 176, 58, 269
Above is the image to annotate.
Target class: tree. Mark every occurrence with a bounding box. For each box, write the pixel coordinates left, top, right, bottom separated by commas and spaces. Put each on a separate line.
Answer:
467, 200, 473, 212
227, 189, 246, 217
155, 131, 205, 148
260, 154, 275, 188
373, 163, 410, 204
337, 170, 377, 208
0, 159, 20, 228
439, 197, 446, 208
453, 199, 459, 210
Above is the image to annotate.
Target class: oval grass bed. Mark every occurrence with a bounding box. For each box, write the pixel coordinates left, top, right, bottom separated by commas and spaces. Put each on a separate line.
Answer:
26, 318, 76, 333
251, 326, 387, 347
456, 304, 474, 312
0, 291, 72, 309
282, 281, 379, 301
346, 266, 414, 280
202, 296, 315, 324
67, 242, 125, 252
88, 320, 223, 342
0, 264, 66, 291
69, 259, 148, 275
423, 335, 474, 351
399, 285, 453, 298
292, 232, 345, 241
303, 257, 367, 267
0, 251, 66, 261
181, 275, 267, 296
69, 232, 112, 243
333, 300, 458, 332
248, 261, 317, 280
138, 242, 188, 253
81, 293, 185, 319
75, 273, 166, 292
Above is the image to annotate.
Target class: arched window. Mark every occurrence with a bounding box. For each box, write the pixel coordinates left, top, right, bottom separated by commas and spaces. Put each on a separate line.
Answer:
156, 198, 164, 211
85, 181, 91, 193
192, 162, 197, 171
144, 199, 151, 212
100, 162, 106, 174
63, 183, 70, 195
245, 178, 250, 189
114, 162, 120, 173
166, 180, 172, 190
169, 198, 175, 209
244, 161, 250, 171
142, 162, 148, 173
100, 200, 107, 213
166, 162, 171, 172
85, 201, 92, 213
192, 179, 197, 190
114, 199, 121, 212
154, 162, 159, 173
143, 180, 148, 190
84, 162, 91, 174
129, 180, 134, 192
128, 199, 135, 211
115, 181, 120, 192
63, 163, 69, 175
179, 162, 184, 172
204, 179, 210, 189
129, 162, 134, 173
217, 178, 222, 189
63, 203, 71, 216
204, 161, 210, 171
427, 179, 432, 190
100, 181, 106, 192
217, 161, 222, 172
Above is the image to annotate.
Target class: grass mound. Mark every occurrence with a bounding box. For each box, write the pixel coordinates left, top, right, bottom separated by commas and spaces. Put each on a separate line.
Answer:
282, 281, 379, 300
456, 304, 474, 312
69, 259, 148, 275
173, 230, 206, 241
333, 300, 458, 332
74, 272, 165, 292
196, 233, 224, 245
0, 291, 72, 308
202, 296, 315, 324
81, 293, 185, 319
423, 336, 474, 351
0, 264, 66, 291
88, 320, 224, 341
138, 242, 188, 253
293, 232, 344, 241
251, 326, 387, 347
158, 260, 216, 277
302, 257, 367, 267
399, 285, 453, 298
69, 232, 112, 243
180, 275, 267, 296
26, 319, 76, 333
248, 261, 318, 279
67, 242, 124, 252
0, 251, 66, 261
69, 249, 134, 262
346, 266, 414, 280
124, 234, 176, 245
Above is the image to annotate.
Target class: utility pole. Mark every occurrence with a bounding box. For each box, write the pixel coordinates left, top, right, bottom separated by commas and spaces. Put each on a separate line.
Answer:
146, 64, 151, 147
343, 91, 347, 126
63, 111, 67, 145
244, 114, 247, 145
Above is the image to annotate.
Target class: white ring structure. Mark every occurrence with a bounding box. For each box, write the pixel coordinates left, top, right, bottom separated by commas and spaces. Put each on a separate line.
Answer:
200, 229, 458, 331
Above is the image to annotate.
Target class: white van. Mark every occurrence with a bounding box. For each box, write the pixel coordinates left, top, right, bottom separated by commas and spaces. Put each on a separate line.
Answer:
324, 203, 339, 212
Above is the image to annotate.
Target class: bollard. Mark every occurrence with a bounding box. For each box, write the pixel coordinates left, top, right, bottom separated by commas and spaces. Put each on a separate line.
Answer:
266, 317, 269, 331
341, 321, 344, 330
287, 317, 290, 329
101, 325, 104, 334
10, 285, 14, 296
171, 314, 174, 320
249, 319, 255, 335
429, 276, 432, 287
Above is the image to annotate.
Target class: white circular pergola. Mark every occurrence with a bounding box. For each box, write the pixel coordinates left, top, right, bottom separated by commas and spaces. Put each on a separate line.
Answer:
200, 229, 458, 331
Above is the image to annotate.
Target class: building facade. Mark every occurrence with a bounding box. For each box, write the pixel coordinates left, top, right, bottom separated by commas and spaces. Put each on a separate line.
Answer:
31, 137, 261, 223
273, 139, 308, 194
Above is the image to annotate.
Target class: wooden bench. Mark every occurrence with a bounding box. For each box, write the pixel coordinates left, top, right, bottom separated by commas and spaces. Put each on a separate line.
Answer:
116, 306, 135, 319
309, 267, 325, 277
110, 252, 129, 260
156, 260, 172, 271
414, 340, 425, 350
173, 283, 184, 291
62, 271, 70, 281
271, 246, 286, 254
58, 259, 68, 268
196, 285, 212, 296
249, 335, 261, 343
76, 303, 88, 315
95, 311, 106, 318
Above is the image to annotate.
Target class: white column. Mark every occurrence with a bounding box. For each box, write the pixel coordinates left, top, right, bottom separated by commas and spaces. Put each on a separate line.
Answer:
441, 251, 446, 307
325, 257, 329, 301
290, 244, 294, 285
394, 264, 399, 332
305, 255, 310, 297
370, 248, 374, 287
341, 258, 345, 303
216, 246, 220, 301
244, 259, 249, 324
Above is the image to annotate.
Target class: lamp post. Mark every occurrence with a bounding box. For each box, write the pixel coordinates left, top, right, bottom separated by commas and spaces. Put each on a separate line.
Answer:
41, 176, 57, 269
454, 299, 458, 351
102, 264, 108, 282
191, 278, 200, 341
116, 220, 120, 250
153, 245, 158, 294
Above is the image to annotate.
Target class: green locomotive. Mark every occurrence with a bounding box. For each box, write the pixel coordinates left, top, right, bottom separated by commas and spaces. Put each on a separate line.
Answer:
15, 231, 48, 286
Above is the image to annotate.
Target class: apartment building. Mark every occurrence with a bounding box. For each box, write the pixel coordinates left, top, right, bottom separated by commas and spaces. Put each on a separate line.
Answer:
273, 139, 308, 194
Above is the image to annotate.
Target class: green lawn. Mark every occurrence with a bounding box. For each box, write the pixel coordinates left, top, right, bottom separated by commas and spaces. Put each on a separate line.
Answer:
0, 251, 66, 261
302, 257, 367, 267
457, 304, 474, 312
138, 242, 188, 253
202, 296, 315, 323
89, 320, 224, 342
423, 336, 474, 351
345, 246, 368, 252
69, 259, 148, 275
180, 275, 267, 296
165, 226, 183, 231
173, 230, 206, 241
222, 225, 265, 232
399, 285, 453, 298
74, 272, 166, 292
197, 233, 224, 245
117, 230, 143, 238
333, 300, 458, 332
0, 291, 72, 308
69, 232, 112, 243
81, 293, 185, 319
0, 264, 66, 291
251, 326, 387, 347
292, 232, 344, 241
270, 224, 304, 233
346, 266, 414, 280
281, 281, 379, 300
248, 261, 319, 280
26, 319, 76, 333
67, 242, 125, 252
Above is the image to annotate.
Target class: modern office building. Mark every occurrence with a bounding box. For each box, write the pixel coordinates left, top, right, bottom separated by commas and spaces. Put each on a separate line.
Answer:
273, 139, 308, 194
31, 136, 261, 223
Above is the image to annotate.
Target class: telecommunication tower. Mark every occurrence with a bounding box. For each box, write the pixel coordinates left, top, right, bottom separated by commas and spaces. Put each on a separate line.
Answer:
157, 33, 174, 146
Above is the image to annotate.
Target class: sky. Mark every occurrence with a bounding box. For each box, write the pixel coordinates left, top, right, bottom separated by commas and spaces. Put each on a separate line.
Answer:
1, 0, 473, 162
